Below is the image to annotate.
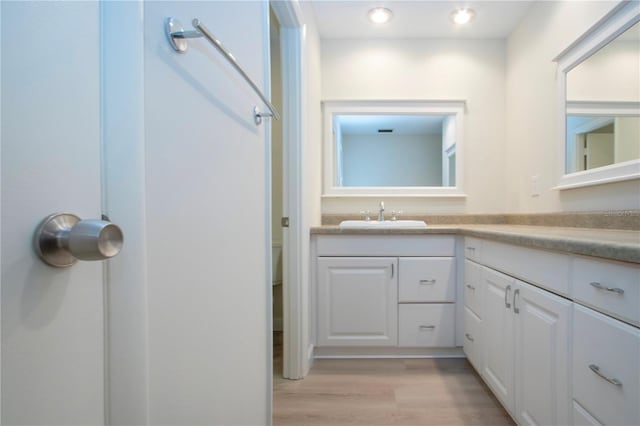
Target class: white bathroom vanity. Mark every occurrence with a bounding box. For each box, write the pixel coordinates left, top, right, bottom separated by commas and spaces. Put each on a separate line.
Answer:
310, 226, 639, 426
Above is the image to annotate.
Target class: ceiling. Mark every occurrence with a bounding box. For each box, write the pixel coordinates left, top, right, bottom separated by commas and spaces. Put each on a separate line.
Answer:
309, 0, 536, 39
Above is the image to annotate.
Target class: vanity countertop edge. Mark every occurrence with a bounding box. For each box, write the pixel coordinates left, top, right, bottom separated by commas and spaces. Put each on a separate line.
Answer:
310, 224, 640, 264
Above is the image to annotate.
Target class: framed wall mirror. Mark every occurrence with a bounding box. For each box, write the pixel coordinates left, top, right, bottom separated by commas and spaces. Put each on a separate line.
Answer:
555, 2, 640, 190
322, 100, 466, 197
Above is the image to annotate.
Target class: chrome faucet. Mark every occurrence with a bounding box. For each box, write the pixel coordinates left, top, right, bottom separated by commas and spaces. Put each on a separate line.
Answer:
378, 201, 385, 221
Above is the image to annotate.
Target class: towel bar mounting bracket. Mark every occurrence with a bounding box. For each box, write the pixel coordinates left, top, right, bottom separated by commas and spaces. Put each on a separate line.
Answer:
166, 17, 195, 53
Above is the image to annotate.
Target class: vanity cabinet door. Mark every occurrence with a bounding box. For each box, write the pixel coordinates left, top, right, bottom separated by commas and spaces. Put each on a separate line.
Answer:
514, 280, 571, 426
317, 257, 398, 346
481, 268, 572, 422
482, 267, 516, 414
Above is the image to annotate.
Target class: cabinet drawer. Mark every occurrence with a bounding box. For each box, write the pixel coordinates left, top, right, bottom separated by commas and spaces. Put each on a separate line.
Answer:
398, 304, 455, 347
464, 237, 482, 262
399, 257, 455, 302
464, 259, 483, 317
463, 306, 482, 372
482, 240, 570, 297
573, 305, 640, 426
572, 400, 602, 426
572, 256, 640, 325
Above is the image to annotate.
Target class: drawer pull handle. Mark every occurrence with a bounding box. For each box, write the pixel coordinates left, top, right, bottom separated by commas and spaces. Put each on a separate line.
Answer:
505, 285, 512, 309
419, 325, 436, 331
589, 364, 622, 387
465, 333, 474, 342
420, 279, 436, 285
466, 284, 476, 291
590, 282, 624, 295
466, 246, 476, 251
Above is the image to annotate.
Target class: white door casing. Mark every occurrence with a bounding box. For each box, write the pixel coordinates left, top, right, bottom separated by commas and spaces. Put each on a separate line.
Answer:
270, 0, 307, 380
101, 1, 149, 424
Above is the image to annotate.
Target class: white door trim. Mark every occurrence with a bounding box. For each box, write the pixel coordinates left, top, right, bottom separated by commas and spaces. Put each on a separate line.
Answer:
100, 1, 149, 424
0, 2, 3, 420
270, 0, 305, 380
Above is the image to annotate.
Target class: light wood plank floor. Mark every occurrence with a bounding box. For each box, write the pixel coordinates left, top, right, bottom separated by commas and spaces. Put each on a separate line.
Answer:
273, 335, 514, 426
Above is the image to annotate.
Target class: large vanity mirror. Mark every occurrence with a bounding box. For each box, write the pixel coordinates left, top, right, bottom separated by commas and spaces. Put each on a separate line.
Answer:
555, 3, 640, 189
322, 100, 466, 197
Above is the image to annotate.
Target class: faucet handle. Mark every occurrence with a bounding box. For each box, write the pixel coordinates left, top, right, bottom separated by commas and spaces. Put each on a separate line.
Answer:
391, 210, 403, 221
360, 210, 371, 221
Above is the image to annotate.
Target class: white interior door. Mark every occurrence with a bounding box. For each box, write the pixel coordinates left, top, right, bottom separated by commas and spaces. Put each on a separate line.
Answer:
586, 133, 614, 169
1, 2, 106, 424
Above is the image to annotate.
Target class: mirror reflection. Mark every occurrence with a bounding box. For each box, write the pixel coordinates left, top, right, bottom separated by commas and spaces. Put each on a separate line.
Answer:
323, 100, 465, 196
334, 114, 456, 187
565, 21, 640, 174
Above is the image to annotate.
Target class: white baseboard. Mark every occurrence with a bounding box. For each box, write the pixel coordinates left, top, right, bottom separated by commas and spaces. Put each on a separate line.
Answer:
313, 346, 465, 359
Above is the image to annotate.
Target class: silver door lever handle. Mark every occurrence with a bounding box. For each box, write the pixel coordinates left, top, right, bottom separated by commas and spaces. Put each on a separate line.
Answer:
33, 213, 124, 268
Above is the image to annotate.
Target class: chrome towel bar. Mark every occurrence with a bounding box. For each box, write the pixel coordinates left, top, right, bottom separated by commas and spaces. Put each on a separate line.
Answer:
166, 17, 280, 126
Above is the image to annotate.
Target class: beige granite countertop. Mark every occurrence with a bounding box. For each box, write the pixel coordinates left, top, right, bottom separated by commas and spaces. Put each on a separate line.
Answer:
310, 224, 640, 264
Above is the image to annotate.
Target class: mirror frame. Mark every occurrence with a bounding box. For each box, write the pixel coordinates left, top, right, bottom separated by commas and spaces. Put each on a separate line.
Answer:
554, 2, 640, 190
322, 100, 466, 198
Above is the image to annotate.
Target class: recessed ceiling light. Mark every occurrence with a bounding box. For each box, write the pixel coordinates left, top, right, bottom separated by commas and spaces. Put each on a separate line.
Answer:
368, 7, 393, 24
451, 8, 476, 25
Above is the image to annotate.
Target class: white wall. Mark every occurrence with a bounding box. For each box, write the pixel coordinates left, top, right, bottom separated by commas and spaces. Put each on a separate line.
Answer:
505, 0, 640, 213
320, 38, 506, 214
567, 39, 640, 102
143, 1, 269, 424
341, 134, 442, 186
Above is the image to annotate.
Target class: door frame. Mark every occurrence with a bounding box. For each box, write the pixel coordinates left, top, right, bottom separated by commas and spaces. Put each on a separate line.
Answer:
101, 1, 149, 424
0, 3, 3, 420
269, 0, 305, 380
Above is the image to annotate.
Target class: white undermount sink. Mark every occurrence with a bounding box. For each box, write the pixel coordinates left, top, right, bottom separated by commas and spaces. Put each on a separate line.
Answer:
339, 220, 428, 229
